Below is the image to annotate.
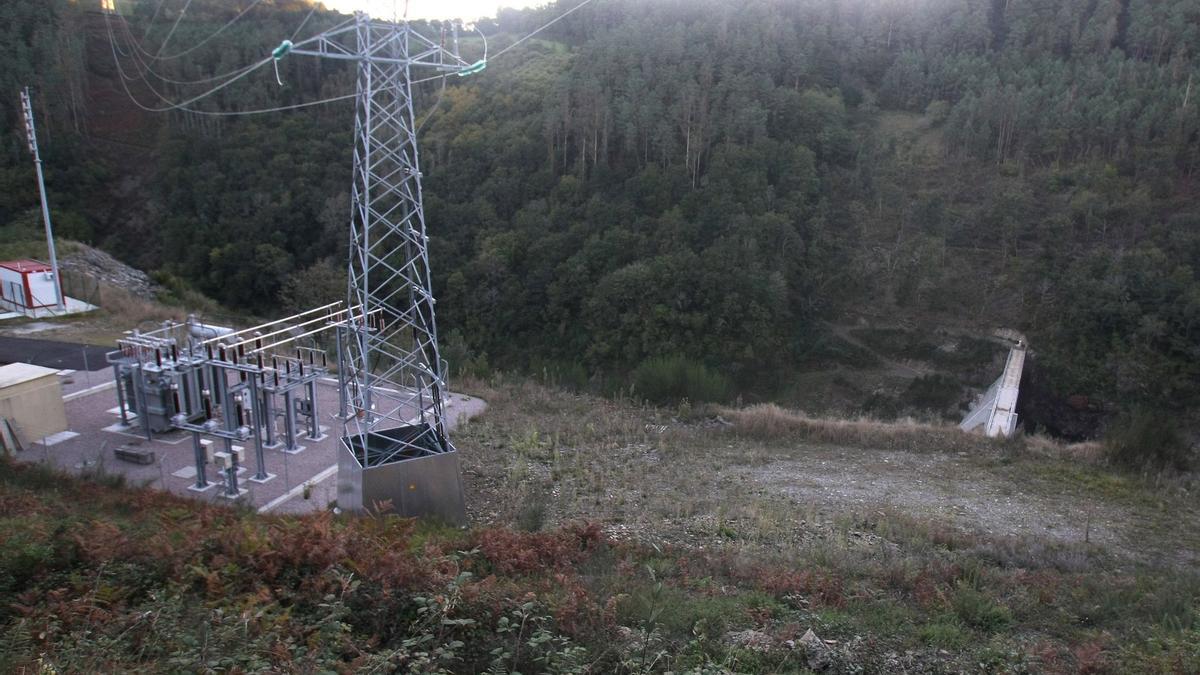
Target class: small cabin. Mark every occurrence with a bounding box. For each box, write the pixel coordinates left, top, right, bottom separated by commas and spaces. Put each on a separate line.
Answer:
0, 363, 67, 446
0, 259, 61, 311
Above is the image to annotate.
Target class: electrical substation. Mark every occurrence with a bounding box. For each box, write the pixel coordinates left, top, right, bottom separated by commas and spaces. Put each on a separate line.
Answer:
107, 309, 335, 497
106, 6, 490, 524
0, 4, 515, 524
6, 0, 602, 521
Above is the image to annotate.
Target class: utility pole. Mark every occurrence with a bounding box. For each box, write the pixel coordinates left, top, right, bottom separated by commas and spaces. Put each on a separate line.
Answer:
19, 87, 66, 311
289, 13, 477, 523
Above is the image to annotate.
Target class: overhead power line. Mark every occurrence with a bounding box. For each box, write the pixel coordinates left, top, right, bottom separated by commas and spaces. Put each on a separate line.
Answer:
140, 0, 168, 42
155, 0, 267, 60
112, 13, 268, 86
290, 4, 321, 42
410, 0, 596, 86
108, 0, 600, 119
106, 12, 343, 114
118, 0, 258, 63
491, 0, 598, 60
154, 0, 196, 58
106, 6, 356, 115
175, 91, 358, 117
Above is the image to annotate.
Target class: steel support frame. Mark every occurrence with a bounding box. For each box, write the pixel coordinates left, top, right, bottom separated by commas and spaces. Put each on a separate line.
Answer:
338, 13, 467, 468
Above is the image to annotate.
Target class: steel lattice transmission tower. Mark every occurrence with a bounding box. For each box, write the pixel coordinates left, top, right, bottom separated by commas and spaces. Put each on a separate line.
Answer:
293, 13, 479, 523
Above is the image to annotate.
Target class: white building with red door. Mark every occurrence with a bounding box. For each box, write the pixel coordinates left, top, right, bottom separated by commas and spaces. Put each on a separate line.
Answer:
0, 259, 61, 311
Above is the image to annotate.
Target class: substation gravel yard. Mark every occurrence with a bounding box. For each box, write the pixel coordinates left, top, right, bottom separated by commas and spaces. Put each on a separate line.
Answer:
17, 365, 486, 515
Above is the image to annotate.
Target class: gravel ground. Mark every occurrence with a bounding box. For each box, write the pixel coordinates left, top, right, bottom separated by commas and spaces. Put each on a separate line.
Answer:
745, 449, 1120, 548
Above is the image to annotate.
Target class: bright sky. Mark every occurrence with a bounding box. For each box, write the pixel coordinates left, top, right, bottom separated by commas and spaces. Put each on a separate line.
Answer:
323, 0, 545, 21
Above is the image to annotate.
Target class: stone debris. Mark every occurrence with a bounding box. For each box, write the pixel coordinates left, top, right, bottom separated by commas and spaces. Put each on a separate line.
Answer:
59, 246, 160, 299
798, 628, 832, 670
723, 629, 774, 652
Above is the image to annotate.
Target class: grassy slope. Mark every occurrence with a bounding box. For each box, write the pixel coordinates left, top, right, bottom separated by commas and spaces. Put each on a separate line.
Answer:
3, 383, 1199, 673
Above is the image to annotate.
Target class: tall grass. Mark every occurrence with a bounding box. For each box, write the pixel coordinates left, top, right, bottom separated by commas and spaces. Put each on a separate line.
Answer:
1104, 407, 1193, 472
630, 355, 729, 404
722, 402, 991, 454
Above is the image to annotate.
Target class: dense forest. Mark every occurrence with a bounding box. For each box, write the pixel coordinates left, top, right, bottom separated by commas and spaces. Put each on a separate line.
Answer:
3, 0, 1199, 437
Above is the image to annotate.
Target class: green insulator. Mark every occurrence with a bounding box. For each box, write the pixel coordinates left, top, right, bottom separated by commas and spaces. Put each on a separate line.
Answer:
272, 39, 294, 60
456, 59, 487, 77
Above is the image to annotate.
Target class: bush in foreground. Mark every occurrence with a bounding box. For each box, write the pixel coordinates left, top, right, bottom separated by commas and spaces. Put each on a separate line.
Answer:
631, 355, 730, 404
1, 457, 1198, 673
1104, 407, 1193, 472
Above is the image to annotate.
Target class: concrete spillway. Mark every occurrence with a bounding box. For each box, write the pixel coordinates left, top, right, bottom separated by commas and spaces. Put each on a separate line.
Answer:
960, 340, 1026, 438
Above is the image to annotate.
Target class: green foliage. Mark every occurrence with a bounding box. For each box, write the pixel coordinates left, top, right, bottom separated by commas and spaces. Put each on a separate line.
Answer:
1105, 407, 1193, 472
3, 0, 1199, 428
630, 355, 730, 404
279, 258, 346, 314
794, 331, 883, 370
951, 583, 1013, 632
2, 454, 1200, 671
918, 615, 969, 649
904, 374, 963, 412
488, 602, 588, 674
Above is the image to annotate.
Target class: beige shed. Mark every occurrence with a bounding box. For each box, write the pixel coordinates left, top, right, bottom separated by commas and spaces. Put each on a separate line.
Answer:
0, 363, 67, 447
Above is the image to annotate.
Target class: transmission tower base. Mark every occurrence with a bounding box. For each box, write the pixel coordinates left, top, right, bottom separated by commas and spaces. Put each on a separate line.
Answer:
337, 425, 468, 525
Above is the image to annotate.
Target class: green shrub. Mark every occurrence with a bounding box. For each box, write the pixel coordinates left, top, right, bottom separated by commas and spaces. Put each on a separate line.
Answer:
904, 374, 963, 412
515, 492, 549, 532
0, 532, 53, 594
918, 615, 969, 649
528, 357, 589, 392
951, 583, 1012, 632
630, 355, 729, 404
1104, 407, 1193, 472
794, 332, 882, 369
441, 329, 491, 380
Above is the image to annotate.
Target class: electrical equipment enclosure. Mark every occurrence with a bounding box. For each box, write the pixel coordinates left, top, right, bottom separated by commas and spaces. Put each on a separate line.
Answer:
337, 424, 467, 526
0, 363, 66, 445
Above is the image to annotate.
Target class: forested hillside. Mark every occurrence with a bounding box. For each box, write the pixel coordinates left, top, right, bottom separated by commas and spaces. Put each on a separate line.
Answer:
4, 0, 1199, 438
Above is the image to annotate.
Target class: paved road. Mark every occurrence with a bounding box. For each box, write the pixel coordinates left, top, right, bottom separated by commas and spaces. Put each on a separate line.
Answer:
0, 336, 110, 371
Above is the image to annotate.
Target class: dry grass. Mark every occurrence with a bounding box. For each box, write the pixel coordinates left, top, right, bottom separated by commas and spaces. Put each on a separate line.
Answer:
6, 379, 1198, 672
1024, 434, 1105, 463
720, 402, 995, 454
451, 380, 1200, 569
93, 281, 182, 326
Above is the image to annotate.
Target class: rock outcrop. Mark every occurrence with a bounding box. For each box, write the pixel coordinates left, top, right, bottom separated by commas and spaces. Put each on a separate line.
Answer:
59, 245, 159, 300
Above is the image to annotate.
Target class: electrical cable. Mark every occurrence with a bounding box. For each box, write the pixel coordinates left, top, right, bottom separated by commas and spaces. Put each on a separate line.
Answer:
113, 12, 268, 86
154, 0, 267, 61
111, 12, 356, 116
105, 10, 350, 114
289, 4, 321, 42
107, 7, 356, 116
110, 0, 591, 119
154, 0, 195, 58
415, 76, 447, 134
406, 0, 594, 88
489, 0, 597, 60
181, 91, 359, 116
140, 0, 168, 42
107, 13, 274, 112
414, 26, 487, 131
410, 25, 489, 86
